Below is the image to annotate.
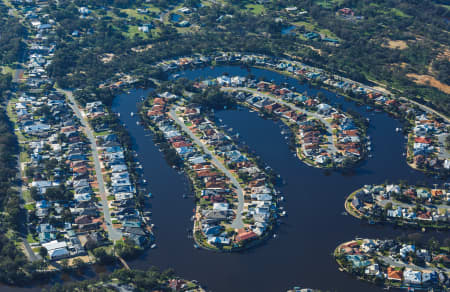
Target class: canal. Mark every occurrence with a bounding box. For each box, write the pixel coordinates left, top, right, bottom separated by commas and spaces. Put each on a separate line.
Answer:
111, 66, 442, 292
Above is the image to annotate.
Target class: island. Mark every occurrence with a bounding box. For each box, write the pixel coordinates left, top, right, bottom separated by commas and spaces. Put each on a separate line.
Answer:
345, 184, 449, 229
335, 238, 449, 290
141, 91, 280, 251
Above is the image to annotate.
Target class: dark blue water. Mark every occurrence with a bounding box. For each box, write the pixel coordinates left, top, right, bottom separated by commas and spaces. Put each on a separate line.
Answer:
111, 66, 442, 292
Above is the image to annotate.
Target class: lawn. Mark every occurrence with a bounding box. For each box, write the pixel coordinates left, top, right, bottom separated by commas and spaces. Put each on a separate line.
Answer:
27, 233, 38, 244
1, 66, 14, 75
23, 190, 33, 203
120, 9, 151, 21
390, 8, 409, 18
20, 151, 29, 163
292, 20, 339, 39
245, 4, 266, 15
315, 0, 345, 8
124, 25, 151, 39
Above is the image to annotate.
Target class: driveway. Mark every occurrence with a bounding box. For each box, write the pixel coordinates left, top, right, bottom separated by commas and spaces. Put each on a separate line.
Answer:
168, 108, 245, 229
60, 89, 122, 241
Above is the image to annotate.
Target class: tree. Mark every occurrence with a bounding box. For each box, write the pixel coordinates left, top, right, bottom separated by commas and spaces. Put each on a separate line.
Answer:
60, 259, 70, 271
93, 247, 116, 265
39, 247, 48, 259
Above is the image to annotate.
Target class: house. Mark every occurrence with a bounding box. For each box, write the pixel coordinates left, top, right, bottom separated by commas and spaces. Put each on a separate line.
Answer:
387, 267, 403, 281
235, 229, 258, 242
42, 240, 69, 260
403, 268, 421, 285
207, 236, 230, 245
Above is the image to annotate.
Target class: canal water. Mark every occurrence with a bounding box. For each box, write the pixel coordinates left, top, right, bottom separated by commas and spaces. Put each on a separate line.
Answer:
111, 66, 442, 292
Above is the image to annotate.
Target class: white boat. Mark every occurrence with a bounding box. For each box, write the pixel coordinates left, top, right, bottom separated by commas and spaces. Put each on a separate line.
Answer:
151, 244, 157, 249
130, 112, 134, 117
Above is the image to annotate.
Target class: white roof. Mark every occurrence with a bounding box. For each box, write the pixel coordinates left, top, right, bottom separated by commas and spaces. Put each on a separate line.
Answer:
213, 203, 229, 211
42, 240, 67, 251
48, 248, 69, 258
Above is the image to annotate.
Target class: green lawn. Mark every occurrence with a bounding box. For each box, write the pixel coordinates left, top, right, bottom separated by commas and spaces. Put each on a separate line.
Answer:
292, 20, 339, 39
124, 25, 151, 39
315, 0, 345, 8
120, 8, 151, 21
24, 203, 35, 211
22, 189, 33, 203
390, 8, 409, 18
1, 66, 14, 75
27, 233, 38, 244
245, 4, 266, 15
20, 151, 29, 163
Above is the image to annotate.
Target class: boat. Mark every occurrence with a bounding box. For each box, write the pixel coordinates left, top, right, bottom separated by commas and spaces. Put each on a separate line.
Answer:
273, 234, 277, 238
136, 121, 140, 125
130, 112, 134, 117
148, 192, 153, 198
151, 244, 157, 249
280, 211, 287, 216
193, 244, 199, 249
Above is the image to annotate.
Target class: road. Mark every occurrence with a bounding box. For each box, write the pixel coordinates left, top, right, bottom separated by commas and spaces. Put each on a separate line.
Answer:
380, 255, 450, 274
437, 133, 450, 160
168, 108, 245, 229
400, 97, 450, 124
222, 87, 338, 154
60, 89, 122, 241
377, 196, 449, 213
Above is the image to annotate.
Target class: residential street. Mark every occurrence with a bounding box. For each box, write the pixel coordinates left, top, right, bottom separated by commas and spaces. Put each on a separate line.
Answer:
379, 255, 450, 274
61, 89, 122, 241
377, 196, 449, 212
437, 133, 450, 160
399, 97, 450, 123
169, 108, 245, 229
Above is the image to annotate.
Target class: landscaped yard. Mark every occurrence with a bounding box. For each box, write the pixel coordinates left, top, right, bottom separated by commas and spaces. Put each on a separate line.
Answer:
245, 4, 266, 15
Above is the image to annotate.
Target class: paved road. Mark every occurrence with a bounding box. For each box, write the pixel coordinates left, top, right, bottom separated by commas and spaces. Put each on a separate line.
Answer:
400, 97, 450, 123
380, 255, 450, 274
60, 89, 122, 241
168, 108, 245, 229
437, 133, 450, 160
377, 197, 449, 212
223, 87, 338, 154
22, 239, 40, 262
